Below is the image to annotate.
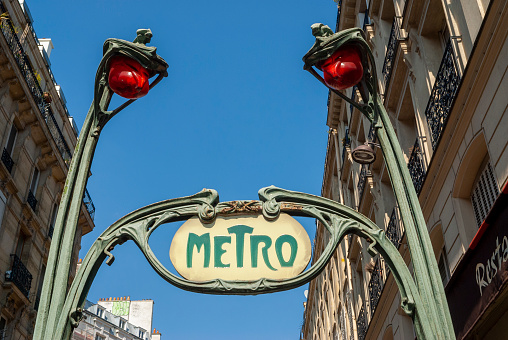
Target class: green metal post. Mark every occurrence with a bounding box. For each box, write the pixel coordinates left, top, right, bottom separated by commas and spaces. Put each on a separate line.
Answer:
303, 26, 455, 339
33, 30, 168, 340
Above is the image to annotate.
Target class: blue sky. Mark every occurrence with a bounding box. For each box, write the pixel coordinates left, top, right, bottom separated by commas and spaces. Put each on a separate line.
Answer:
29, 1, 338, 338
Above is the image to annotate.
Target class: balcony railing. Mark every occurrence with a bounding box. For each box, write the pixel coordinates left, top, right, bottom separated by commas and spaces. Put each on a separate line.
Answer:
5, 254, 32, 298
335, 0, 343, 32
362, 8, 370, 32
386, 208, 401, 248
350, 85, 357, 114
358, 165, 368, 200
83, 189, 95, 220
425, 40, 461, 150
0, 3, 95, 219
1, 148, 14, 173
382, 18, 401, 91
407, 139, 426, 194
342, 128, 350, 164
357, 303, 367, 340
346, 291, 355, 340
368, 259, 384, 314
339, 307, 347, 340
27, 189, 37, 211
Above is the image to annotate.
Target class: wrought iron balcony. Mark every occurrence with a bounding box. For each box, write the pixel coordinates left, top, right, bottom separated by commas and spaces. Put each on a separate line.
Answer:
368, 259, 384, 314
1, 148, 14, 173
358, 165, 368, 200
346, 291, 355, 340
335, 0, 343, 32
27, 189, 37, 211
382, 18, 401, 91
386, 208, 401, 248
425, 40, 461, 150
356, 303, 367, 340
362, 8, 370, 32
342, 129, 351, 164
339, 307, 347, 340
350, 85, 357, 114
0, 3, 72, 162
407, 139, 426, 194
0, 4, 96, 221
5, 254, 32, 298
83, 189, 95, 220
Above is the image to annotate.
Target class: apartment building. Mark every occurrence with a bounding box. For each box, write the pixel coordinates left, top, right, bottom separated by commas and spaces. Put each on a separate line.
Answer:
73, 297, 162, 340
0, 1, 95, 339
302, 0, 507, 339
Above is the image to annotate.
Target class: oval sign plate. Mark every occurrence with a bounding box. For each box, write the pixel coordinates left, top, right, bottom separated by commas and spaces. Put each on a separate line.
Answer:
170, 213, 311, 282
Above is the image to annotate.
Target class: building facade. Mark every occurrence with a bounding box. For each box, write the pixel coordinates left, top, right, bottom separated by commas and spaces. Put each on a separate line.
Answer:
72, 297, 162, 340
302, 0, 507, 339
0, 1, 95, 339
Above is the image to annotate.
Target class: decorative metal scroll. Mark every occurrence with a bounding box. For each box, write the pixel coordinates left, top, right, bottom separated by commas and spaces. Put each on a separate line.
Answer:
56, 186, 426, 339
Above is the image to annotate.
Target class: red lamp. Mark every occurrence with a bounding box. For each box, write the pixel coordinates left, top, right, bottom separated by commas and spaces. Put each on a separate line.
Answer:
108, 55, 150, 99
317, 45, 363, 90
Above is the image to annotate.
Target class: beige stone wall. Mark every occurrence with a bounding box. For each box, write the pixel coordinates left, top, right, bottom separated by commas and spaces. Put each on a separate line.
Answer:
0, 1, 95, 339
302, 0, 507, 339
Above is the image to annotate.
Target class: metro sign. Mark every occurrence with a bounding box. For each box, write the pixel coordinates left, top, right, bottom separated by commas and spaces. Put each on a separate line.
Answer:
170, 213, 312, 281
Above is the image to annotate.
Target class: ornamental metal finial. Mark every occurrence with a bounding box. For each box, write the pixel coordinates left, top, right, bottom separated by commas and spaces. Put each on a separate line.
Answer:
311, 23, 334, 38
133, 28, 153, 45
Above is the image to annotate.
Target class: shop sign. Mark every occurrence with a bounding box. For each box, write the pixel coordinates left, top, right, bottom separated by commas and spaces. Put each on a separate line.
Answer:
169, 213, 311, 281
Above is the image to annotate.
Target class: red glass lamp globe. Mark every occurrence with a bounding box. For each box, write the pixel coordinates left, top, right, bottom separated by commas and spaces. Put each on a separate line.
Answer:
108, 56, 150, 99
318, 45, 364, 90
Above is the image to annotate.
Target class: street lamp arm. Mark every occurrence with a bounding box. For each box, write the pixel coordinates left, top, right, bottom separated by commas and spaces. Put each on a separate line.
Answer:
34, 30, 169, 340
303, 25, 456, 339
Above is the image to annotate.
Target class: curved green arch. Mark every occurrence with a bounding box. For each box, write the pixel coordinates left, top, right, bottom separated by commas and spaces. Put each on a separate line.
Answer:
54, 186, 433, 339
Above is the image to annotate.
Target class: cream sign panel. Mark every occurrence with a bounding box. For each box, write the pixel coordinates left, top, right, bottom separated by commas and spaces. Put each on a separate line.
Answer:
169, 213, 312, 281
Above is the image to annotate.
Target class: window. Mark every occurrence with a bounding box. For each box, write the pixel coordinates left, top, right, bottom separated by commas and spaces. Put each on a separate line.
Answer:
15, 232, 28, 259
438, 250, 450, 286
471, 161, 499, 227
95, 334, 105, 340
0, 190, 6, 228
139, 330, 145, 338
27, 168, 39, 211
96, 307, 104, 318
34, 265, 45, 310
48, 203, 57, 238
5, 124, 17, 155
0, 317, 6, 340
119, 318, 126, 330
29, 168, 39, 195
2, 124, 17, 172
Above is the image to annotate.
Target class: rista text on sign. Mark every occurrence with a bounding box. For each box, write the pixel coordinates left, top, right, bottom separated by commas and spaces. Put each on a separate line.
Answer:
170, 213, 312, 281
